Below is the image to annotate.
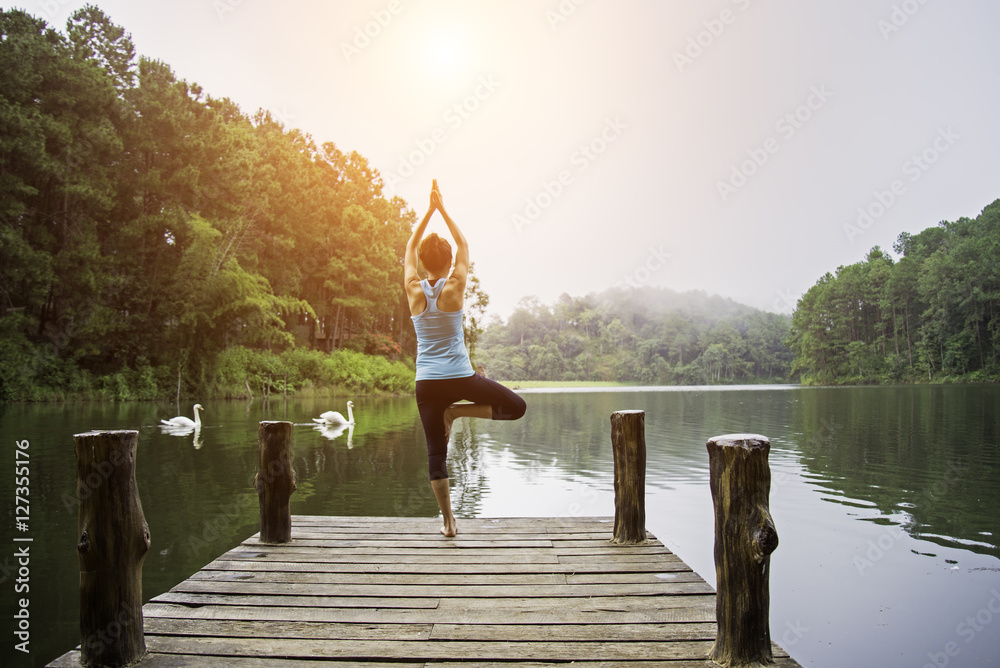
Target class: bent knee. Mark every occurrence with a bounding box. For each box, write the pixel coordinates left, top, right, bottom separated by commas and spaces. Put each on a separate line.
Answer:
506, 396, 527, 421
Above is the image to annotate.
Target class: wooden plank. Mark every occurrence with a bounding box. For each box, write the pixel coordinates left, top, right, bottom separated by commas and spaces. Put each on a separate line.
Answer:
169, 579, 716, 598
427, 662, 804, 668
565, 572, 705, 584
233, 545, 675, 556
189, 570, 571, 586
148, 592, 440, 609
142, 600, 717, 625
201, 557, 692, 574
245, 538, 556, 549
274, 530, 642, 541
433, 594, 718, 612
148, 593, 716, 615
188, 569, 704, 586
559, 553, 683, 563
290, 515, 615, 526
143, 636, 723, 661
143, 617, 433, 640
221, 548, 564, 562
143, 618, 718, 643
49, 651, 417, 668
221, 546, 562, 563
429, 622, 718, 642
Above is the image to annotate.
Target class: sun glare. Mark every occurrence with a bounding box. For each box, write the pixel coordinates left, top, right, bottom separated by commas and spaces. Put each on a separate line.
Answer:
419, 27, 471, 83
432, 41, 458, 68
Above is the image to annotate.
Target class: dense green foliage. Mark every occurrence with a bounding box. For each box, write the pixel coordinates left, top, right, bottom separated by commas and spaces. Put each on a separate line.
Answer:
477, 288, 793, 384
787, 200, 1000, 384
0, 7, 421, 401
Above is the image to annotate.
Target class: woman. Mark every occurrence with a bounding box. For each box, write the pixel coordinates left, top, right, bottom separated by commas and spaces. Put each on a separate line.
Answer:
404, 180, 527, 536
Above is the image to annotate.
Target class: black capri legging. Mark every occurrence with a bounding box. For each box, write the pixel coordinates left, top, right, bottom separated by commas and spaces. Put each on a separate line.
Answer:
415, 374, 527, 480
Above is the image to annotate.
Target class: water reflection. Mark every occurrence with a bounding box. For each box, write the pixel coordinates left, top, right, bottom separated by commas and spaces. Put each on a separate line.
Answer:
3, 385, 999, 668
158, 423, 204, 448
312, 421, 355, 446
793, 385, 999, 558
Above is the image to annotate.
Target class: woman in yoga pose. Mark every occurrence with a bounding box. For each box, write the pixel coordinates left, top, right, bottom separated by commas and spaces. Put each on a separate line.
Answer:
404, 180, 527, 536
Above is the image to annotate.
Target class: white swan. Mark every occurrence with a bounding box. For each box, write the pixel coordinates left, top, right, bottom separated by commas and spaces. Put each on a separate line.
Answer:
161, 404, 204, 429
313, 401, 354, 426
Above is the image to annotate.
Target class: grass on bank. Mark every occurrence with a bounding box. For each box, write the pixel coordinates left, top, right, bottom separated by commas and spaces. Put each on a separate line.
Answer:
2, 346, 415, 402
496, 380, 631, 389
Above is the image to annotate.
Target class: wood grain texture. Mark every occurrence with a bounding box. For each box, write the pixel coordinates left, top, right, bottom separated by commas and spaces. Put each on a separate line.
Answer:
611, 410, 647, 544
707, 434, 780, 668
254, 421, 295, 543
74, 429, 150, 666
48, 515, 800, 667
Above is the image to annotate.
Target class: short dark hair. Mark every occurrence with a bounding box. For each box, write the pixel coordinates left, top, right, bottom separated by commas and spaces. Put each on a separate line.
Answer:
419, 233, 452, 274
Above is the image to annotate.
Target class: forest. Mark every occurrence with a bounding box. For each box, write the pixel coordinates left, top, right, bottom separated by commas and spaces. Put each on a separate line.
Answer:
0, 7, 424, 401
786, 200, 1000, 384
3, 8, 996, 402
475, 288, 793, 384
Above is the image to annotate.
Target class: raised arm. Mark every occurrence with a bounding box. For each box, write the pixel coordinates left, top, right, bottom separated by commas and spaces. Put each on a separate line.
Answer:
433, 181, 469, 287
404, 188, 437, 312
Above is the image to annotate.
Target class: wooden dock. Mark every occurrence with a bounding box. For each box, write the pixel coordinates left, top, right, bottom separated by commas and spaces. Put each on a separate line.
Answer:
48, 515, 801, 666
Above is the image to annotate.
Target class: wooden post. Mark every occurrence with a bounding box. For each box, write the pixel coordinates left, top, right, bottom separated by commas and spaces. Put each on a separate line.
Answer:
706, 434, 779, 667
610, 410, 646, 544
254, 421, 296, 543
74, 430, 150, 667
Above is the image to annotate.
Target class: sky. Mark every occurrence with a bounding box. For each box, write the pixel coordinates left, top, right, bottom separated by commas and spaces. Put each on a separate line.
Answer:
7, 0, 1000, 320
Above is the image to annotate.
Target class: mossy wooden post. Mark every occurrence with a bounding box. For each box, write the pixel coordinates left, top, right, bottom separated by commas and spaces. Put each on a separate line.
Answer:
254, 421, 296, 543
611, 410, 646, 544
74, 430, 150, 667
707, 434, 779, 668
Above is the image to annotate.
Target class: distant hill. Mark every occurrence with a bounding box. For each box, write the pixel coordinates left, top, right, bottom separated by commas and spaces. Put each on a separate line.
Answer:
474, 286, 792, 384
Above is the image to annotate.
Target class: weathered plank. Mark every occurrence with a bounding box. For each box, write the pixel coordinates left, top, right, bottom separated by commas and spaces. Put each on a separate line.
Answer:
141, 601, 718, 625
143, 636, 721, 661
143, 618, 433, 640
217, 549, 563, 564
201, 557, 692, 574
169, 578, 715, 598
188, 570, 571, 586
148, 592, 440, 609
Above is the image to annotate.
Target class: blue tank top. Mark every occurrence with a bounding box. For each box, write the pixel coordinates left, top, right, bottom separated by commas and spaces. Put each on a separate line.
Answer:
412, 278, 475, 381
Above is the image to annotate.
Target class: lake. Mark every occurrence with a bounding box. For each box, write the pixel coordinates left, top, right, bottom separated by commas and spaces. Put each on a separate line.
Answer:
2, 384, 999, 667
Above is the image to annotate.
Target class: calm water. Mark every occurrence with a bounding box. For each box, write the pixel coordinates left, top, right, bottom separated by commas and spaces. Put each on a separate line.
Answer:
2, 385, 999, 667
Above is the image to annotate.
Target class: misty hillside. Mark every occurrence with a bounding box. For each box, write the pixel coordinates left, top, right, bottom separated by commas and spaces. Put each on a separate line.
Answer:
475, 286, 792, 384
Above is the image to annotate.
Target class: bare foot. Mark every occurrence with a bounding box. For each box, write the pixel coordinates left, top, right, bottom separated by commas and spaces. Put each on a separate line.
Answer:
441, 515, 457, 537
